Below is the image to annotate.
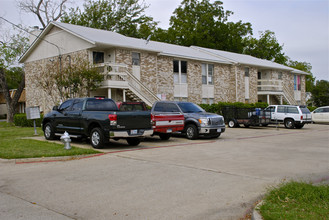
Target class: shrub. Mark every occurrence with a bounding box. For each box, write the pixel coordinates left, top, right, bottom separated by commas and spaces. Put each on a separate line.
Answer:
199, 102, 269, 114
14, 113, 43, 127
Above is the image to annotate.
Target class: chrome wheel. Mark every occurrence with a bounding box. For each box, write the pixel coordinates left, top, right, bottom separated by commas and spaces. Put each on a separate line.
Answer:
186, 124, 198, 140
45, 125, 51, 139
91, 131, 100, 146
90, 127, 106, 149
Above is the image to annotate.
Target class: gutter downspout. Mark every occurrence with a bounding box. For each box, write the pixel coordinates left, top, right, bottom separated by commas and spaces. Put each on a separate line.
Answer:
235, 65, 238, 102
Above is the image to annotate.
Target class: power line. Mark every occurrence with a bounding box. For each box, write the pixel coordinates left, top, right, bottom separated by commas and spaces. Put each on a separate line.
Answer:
0, 16, 65, 56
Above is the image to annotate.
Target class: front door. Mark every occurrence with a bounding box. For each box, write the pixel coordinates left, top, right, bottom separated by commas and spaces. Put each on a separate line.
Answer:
132, 52, 141, 80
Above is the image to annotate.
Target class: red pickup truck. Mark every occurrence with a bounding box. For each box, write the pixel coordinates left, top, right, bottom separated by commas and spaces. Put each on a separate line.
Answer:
117, 102, 184, 140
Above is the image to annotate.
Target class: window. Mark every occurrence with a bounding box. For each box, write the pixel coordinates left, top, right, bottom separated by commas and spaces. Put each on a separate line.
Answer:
93, 52, 104, 64
85, 99, 117, 111
294, 75, 301, 91
154, 103, 180, 112
202, 64, 214, 85
132, 52, 140, 66
59, 100, 73, 111
277, 106, 285, 113
245, 67, 249, 77
71, 100, 84, 111
278, 72, 283, 80
258, 72, 262, 80
287, 107, 299, 114
173, 60, 187, 84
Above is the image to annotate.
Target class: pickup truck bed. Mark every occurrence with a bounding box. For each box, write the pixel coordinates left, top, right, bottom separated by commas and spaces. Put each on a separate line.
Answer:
117, 102, 184, 140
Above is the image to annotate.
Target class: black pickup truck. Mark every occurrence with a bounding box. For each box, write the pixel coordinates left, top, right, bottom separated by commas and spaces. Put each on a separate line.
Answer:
42, 98, 153, 148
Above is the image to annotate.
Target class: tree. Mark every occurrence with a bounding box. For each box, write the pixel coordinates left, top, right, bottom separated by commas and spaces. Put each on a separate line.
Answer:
311, 80, 329, 106
18, 0, 68, 28
36, 54, 104, 106
243, 30, 288, 65
164, 0, 252, 53
61, 0, 158, 39
0, 29, 29, 123
287, 60, 315, 92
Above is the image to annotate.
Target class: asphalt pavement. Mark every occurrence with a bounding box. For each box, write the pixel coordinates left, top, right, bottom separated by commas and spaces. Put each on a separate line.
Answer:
1, 123, 328, 219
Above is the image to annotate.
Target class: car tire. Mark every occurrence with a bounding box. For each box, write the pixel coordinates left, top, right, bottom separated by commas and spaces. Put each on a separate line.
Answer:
90, 127, 106, 149
295, 123, 304, 129
127, 138, 141, 146
159, 133, 171, 140
44, 123, 56, 140
228, 119, 237, 128
284, 119, 295, 129
185, 124, 198, 140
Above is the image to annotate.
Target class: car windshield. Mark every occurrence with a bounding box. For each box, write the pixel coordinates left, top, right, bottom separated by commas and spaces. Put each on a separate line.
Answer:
177, 102, 205, 113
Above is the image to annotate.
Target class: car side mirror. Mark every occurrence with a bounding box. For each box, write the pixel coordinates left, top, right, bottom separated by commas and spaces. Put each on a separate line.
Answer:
53, 106, 59, 111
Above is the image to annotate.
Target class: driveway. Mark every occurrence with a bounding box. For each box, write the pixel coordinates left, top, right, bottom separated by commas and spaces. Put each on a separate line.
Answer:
1, 124, 328, 219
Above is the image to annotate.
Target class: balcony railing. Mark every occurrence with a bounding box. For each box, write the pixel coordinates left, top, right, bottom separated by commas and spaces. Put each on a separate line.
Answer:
257, 79, 283, 91
94, 62, 160, 105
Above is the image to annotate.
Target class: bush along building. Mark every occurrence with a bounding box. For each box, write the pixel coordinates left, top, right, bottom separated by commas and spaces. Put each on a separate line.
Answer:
19, 22, 308, 113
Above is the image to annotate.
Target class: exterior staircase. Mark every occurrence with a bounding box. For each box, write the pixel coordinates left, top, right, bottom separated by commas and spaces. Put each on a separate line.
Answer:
99, 62, 160, 106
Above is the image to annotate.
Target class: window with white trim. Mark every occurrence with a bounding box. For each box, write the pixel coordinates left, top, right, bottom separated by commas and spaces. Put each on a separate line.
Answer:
93, 51, 104, 64
202, 63, 214, 85
132, 52, 140, 66
173, 60, 187, 84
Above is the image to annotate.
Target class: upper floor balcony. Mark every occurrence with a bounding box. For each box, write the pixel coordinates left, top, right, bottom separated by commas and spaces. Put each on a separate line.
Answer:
257, 79, 283, 94
94, 62, 129, 88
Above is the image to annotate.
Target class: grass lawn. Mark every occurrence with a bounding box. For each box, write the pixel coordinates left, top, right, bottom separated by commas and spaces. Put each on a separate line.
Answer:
259, 181, 329, 219
0, 121, 100, 159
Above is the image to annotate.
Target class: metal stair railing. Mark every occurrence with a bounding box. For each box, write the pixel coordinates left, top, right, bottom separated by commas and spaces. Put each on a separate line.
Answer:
122, 70, 160, 106
282, 84, 297, 105
98, 62, 160, 106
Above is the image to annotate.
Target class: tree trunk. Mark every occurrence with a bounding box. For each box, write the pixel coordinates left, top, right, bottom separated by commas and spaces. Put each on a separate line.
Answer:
0, 67, 25, 123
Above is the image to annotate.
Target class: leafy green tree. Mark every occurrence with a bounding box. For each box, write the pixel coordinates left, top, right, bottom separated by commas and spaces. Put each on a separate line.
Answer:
36, 54, 104, 104
61, 0, 158, 39
243, 30, 288, 64
0, 30, 29, 123
164, 0, 252, 52
311, 80, 329, 106
288, 60, 315, 92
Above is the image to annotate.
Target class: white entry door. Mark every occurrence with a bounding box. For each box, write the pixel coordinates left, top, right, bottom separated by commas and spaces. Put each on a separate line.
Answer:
132, 52, 141, 80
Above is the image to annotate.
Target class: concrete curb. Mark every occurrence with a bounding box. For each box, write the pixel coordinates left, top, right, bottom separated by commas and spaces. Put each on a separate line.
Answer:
251, 201, 263, 220
0, 153, 106, 164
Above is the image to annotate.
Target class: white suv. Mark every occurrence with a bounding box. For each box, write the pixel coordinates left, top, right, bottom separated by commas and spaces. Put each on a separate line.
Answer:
265, 105, 312, 129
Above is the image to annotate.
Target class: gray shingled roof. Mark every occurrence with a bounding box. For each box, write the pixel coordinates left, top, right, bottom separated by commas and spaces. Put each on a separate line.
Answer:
53, 22, 231, 64
19, 21, 308, 75
192, 46, 302, 72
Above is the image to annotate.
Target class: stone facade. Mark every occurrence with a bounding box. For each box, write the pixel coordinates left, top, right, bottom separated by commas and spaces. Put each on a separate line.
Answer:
24, 43, 307, 113
24, 50, 89, 113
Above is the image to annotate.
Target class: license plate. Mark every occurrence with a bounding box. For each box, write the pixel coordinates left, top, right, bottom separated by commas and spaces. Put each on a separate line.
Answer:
131, 130, 138, 135
167, 129, 172, 133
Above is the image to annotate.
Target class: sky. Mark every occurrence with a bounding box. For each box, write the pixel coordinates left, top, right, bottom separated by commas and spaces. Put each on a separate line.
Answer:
0, 0, 328, 81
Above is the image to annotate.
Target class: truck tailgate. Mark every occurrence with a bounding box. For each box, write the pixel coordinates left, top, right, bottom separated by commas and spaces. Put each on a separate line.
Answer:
153, 113, 184, 126
116, 111, 152, 130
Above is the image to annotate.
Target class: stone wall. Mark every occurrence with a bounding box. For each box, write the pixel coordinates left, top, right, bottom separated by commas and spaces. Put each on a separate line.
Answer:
24, 50, 89, 113
157, 56, 174, 100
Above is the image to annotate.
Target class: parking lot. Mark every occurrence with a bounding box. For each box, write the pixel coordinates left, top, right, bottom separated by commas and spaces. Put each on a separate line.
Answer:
1, 124, 329, 219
